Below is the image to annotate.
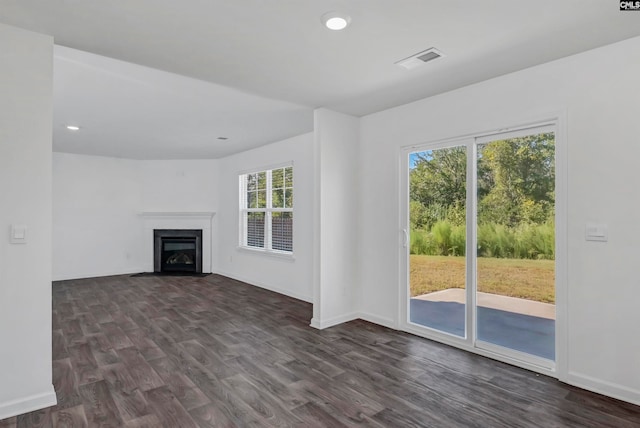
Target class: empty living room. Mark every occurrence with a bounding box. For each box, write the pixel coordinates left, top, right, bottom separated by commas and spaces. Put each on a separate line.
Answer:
2, 1, 640, 427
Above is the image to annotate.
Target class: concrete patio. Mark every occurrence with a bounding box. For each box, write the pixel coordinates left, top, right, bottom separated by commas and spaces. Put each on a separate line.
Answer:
410, 289, 555, 360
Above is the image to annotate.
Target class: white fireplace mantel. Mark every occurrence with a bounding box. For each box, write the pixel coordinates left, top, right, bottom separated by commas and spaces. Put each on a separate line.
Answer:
140, 211, 215, 219
139, 211, 216, 273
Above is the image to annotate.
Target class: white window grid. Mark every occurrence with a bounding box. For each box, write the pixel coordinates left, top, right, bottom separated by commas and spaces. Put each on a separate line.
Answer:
239, 166, 293, 253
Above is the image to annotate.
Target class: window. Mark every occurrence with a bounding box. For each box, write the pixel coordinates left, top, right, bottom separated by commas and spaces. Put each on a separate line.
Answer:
240, 165, 293, 253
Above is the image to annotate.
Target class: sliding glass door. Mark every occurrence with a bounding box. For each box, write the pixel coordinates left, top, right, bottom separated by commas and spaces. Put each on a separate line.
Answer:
406, 124, 557, 368
408, 145, 467, 338
474, 130, 556, 361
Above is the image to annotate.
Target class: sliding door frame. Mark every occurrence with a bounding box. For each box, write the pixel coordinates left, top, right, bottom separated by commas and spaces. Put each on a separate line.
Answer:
398, 113, 568, 380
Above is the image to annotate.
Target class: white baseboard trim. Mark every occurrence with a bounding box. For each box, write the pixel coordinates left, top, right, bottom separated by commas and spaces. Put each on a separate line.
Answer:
214, 270, 312, 303
566, 371, 640, 406
357, 312, 398, 330
0, 385, 57, 420
309, 312, 359, 330
310, 312, 396, 330
309, 317, 322, 329
53, 267, 145, 282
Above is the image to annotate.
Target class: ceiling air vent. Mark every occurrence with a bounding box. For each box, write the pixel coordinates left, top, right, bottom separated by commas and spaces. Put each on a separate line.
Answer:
395, 48, 444, 70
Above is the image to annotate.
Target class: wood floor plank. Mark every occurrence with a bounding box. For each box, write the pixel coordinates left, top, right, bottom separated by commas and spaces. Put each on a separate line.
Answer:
6, 273, 638, 427
87, 333, 120, 367
123, 414, 161, 427
100, 323, 134, 350
220, 373, 304, 426
167, 379, 212, 412
146, 357, 212, 412
414, 368, 534, 427
78, 380, 123, 427
51, 358, 82, 410
289, 379, 384, 426
88, 304, 114, 324
189, 403, 238, 428
564, 388, 640, 424
51, 405, 88, 428
124, 329, 165, 361
77, 313, 101, 336
100, 363, 150, 422
291, 402, 350, 428
225, 355, 306, 410
154, 348, 265, 426
115, 347, 165, 392
0, 418, 16, 428
188, 327, 245, 361
14, 408, 52, 428
62, 319, 85, 347
109, 312, 138, 333
373, 406, 449, 428
52, 329, 69, 360
68, 343, 103, 386
143, 386, 198, 428
179, 339, 238, 379
153, 317, 192, 343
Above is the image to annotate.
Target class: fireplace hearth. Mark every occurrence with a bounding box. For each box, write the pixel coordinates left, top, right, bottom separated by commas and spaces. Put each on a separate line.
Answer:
154, 229, 203, 274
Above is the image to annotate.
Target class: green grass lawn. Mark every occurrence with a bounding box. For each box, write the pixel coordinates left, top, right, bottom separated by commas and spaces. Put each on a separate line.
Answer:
410, 255, 555, 303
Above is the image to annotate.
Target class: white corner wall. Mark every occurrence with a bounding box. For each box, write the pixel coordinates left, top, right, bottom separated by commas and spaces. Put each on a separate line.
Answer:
53, 153, 144, 280
0, 24, 57, 419
53, 135, 312, 303
311, 109, 360, 328
53, 155, 220, 280
140, 160, 219, 213
140, 159, 219, 273
359, 35, 640, 405
216, 133, 314, 302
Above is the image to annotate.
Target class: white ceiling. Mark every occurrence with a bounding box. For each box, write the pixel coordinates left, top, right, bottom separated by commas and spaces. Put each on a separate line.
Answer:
52, 46, 312, 159
1, 1, 640, 159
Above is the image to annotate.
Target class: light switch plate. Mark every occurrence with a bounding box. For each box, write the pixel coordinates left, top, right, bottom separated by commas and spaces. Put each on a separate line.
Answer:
585, 223, 607, 242
10, 224, 27, 244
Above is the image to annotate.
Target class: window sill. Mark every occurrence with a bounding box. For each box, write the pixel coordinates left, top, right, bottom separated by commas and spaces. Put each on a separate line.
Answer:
236, 246, 295, 261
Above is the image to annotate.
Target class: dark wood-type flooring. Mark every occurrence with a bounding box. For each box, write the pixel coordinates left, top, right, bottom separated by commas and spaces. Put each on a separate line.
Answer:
1, 274, 639, 427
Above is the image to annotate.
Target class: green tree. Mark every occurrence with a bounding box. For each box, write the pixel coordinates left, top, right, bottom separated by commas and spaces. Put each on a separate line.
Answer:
478, 133, 554, 227
410, 147, 466, 228
409, 133, 555, 259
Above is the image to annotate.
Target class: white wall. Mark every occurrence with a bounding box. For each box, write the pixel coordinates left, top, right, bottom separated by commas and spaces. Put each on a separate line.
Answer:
0, 24, 56, 419
53, 153, 144, 280
311, 109, 360, 328
140, 160, 218, 212
359, 35, 640, 405
52, 138, 310, 303
140, 160, 219, 272
53, 155, 221, 280
216, 133, 314, 302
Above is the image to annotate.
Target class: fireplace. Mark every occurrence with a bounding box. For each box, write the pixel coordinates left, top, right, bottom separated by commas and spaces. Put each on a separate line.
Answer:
154, 229, 203, 274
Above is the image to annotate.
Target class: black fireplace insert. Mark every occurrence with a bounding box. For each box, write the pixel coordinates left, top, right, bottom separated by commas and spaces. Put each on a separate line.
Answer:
154, 229, 203, 273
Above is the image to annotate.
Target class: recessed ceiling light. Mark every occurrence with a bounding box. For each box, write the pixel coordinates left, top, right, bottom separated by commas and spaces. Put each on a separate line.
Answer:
321, 12, 351, 31
217, 137, 228, 140
66, 125, 80, 131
